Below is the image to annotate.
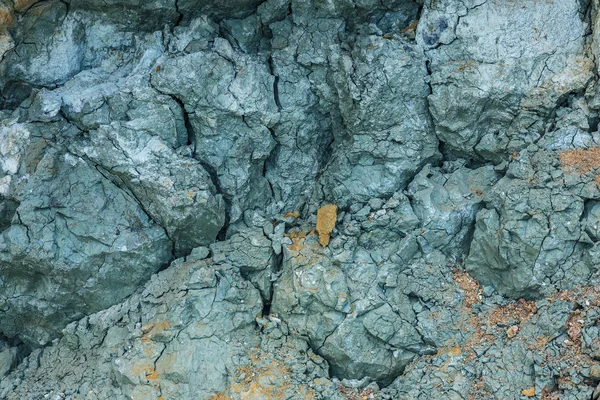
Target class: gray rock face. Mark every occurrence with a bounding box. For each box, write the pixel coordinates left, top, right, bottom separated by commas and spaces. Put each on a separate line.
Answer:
271, 190, 475, 384
150, 44, 278, 224
265, 16, 339, 211
0, 249, 261, 398
423, 0, 594, 162
3, 0, 600, 398
407, 162, 501, 259
0, 148, 172, 346
322, 33, 441, 205
210, 226, 278, 299
467, 127, 600, 299
0, 242, 345, 400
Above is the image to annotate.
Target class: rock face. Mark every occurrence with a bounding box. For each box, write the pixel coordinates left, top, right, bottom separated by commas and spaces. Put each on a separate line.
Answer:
0, 146, 173, 346
2, 0, 600, 398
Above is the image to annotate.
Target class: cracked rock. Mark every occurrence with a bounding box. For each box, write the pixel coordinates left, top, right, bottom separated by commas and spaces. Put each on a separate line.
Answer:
2, 0, 600, 397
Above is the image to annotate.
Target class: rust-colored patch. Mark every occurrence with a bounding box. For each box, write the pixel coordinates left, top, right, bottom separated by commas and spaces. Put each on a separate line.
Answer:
487, 299, 537, 326
296, 387, 316, 400
284, 211, 300, 219
401, 19, 419, 34
209, 394, 230, 400
541, 386, 561, 400
559, 147, 600, 183
336, 384, 375, 400
231, 360, 292, 399
453, 269, 482, 307
285, 229, 307, 252
141, 321, 171, 342
129, 362, 152, 377
447, 344, 462, 356
469, 186, 484, 196
456, 60, 474, 73
522, 387, 535, 397
146, 368, 160, 380
566, 310, 583, 346
553, 286, 600, 306
223, 345, 318, 400
248, 349, 262, 363
436, 343, 463, 358
316, 204, 337, 246
154, 321, 171, 331
468, 378, 493, 400
0, 6, 15, 32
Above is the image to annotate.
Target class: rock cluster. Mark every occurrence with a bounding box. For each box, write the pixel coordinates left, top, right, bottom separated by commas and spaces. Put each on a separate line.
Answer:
2, 0, 600, 398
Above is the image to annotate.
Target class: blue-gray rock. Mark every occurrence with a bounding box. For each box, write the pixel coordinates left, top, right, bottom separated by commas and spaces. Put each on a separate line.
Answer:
0, 149, 172, 346
1, 0, 600, 397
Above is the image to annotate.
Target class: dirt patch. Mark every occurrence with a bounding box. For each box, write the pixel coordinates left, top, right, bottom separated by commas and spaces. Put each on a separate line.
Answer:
336, 385, 377, 400
487, 299, 537, 327
559, 147, 600, 182
284, 229, 307, 252
453, 269, 483, 308
284, 211, 300, 219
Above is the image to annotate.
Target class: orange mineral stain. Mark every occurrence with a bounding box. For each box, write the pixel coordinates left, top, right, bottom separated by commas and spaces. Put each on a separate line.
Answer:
316, 204, 337, 246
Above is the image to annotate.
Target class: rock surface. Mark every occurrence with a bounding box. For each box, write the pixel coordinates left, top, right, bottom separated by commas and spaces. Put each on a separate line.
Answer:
2, 0, 600, 398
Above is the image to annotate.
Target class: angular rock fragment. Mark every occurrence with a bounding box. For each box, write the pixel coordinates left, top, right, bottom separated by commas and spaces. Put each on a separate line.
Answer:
407, 162, 500, 260
210, 226, 278, 299
316, 204, 337, 246
68, 123, 225, 256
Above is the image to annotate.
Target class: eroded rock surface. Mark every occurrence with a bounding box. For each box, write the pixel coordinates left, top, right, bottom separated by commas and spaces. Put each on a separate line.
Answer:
3, 0, 600, 398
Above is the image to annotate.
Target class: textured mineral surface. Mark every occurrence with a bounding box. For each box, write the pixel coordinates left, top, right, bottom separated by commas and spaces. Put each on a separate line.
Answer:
2, 0, 600, 399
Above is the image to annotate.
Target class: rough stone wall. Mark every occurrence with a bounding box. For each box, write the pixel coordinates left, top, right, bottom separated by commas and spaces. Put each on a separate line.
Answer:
2, 0, 600, 399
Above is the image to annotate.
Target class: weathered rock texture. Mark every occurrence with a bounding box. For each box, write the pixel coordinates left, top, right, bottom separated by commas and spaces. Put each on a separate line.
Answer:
2, 0, 600, 398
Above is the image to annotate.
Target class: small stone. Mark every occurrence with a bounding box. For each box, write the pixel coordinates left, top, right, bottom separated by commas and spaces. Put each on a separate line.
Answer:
383, 196, 400, 209
188, 246, 210, 261
522, 387, 535, 397
506, 325, 519, 338
368, 198, 384, 210
594, 384, 600, 400
316, 204, 338, 246
590, 365, 600, 380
